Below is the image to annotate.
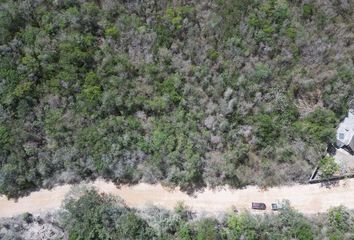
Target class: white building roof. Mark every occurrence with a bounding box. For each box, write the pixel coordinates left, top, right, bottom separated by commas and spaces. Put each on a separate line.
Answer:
337, 109, 354, 147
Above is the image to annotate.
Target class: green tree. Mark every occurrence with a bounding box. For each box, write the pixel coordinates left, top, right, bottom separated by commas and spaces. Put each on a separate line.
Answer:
328, 206, 352, 232
294, 108, 337, 143
62, 189, 156, 240
195, 218, 220, 240
225, 212, 258, 239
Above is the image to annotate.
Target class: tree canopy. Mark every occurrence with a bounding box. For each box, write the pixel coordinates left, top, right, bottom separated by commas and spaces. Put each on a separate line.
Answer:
0, 0, 353, 198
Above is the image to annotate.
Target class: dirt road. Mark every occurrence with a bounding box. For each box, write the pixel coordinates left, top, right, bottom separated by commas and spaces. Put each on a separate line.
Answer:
1, 179, 354, 218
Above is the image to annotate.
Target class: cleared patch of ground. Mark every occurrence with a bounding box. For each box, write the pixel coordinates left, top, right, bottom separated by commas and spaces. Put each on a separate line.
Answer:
334, 148, 354, 173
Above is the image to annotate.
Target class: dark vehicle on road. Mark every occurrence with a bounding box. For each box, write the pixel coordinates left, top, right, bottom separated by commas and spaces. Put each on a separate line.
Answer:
252, 202, 266, 210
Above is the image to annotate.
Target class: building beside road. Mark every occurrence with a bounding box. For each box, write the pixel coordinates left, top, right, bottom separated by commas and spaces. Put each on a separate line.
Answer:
336, 109, 354, 152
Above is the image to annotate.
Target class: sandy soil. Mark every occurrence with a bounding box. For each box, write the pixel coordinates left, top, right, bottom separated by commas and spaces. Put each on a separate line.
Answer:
1, 179, 354, 218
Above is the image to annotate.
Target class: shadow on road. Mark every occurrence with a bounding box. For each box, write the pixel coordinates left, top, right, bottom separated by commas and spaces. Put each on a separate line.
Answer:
320, 180, 340, 189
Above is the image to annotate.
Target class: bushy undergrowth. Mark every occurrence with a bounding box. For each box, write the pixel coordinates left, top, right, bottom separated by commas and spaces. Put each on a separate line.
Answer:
0, 0, 353, 198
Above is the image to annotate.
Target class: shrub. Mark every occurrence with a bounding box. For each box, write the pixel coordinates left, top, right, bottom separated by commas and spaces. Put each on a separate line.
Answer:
255, 114, 281, 147
250, 63, 272, 83
302, 4, 314, 19
207, 49, 219, 61
293, 108, 337, 143
105, 26, 119, 39
319, 156, 339, 178
195, 218, 220, 240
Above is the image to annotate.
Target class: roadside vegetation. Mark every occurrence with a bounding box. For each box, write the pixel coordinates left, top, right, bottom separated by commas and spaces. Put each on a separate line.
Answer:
1, 189, 354, 240
0, 0, 353, 198
318, 156, 339, 178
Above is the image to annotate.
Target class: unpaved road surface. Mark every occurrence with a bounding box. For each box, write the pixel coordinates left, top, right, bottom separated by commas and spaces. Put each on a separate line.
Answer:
1, 179, 354, 218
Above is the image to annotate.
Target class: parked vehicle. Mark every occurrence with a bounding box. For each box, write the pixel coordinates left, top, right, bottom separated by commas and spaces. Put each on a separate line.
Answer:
251, 202, 266, 210
271, 203, 283, 211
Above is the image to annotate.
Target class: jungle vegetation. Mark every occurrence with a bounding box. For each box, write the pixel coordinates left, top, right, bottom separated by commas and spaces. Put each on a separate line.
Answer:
0, 0, 353, 198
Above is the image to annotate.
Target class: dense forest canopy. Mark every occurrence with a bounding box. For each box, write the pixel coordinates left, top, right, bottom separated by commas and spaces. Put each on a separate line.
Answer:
0, 0, 353, 197
2, 188, 354, 239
